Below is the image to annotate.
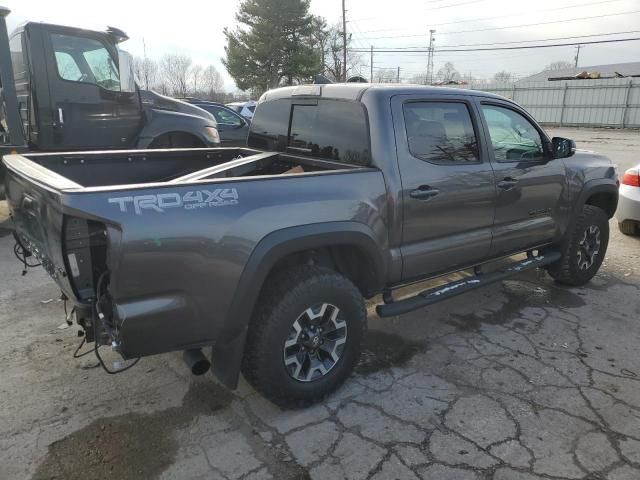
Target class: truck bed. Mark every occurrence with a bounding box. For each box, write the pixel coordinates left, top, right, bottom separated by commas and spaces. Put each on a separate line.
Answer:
5, 147, 357, 190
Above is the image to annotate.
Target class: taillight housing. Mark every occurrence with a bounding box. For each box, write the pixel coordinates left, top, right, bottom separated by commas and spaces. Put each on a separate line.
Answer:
621, 168, 640, 187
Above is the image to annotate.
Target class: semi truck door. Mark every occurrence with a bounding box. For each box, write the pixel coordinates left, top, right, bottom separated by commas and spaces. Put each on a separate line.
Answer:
477, 101, 566, 256
42, 28, 141, 149
392, 95, 496, 281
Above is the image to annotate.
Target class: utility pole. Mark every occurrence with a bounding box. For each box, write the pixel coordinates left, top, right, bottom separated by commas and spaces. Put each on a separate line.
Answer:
342, 0, 347, 82
370, 45, 373, 83
397, 66, 400, 83
574, 45, 582, 68
426, 29, 436, 85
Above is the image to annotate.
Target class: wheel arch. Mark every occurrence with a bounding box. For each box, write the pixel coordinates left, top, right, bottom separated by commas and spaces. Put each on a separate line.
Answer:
211, 222, 388, 388
574, 179, 618, 219
143, 131, 207, 148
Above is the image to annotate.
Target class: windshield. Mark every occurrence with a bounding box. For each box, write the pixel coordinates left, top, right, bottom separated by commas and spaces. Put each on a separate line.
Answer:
51, 33, 126, 92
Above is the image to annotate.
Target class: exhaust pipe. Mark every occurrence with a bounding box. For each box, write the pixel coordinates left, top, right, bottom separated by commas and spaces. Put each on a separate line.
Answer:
183, 348, 210, 376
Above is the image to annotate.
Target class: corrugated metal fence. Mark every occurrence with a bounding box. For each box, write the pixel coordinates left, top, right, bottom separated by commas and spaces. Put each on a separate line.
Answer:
454, 78, 640, 128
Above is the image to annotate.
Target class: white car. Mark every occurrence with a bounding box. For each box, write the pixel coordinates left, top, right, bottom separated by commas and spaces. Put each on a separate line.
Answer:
617, 164, 640, 235
226, 101, 257, 121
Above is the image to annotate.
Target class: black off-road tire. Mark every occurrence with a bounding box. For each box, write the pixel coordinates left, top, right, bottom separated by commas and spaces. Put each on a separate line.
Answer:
618, 221, 638, 236
547, 205, 609, 286
241, 265, 367, 408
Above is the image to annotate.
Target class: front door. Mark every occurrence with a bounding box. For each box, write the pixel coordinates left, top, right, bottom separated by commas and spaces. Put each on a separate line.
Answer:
476, 101, 567, 256
392, 95, 496, 281
43, 28, 142, 149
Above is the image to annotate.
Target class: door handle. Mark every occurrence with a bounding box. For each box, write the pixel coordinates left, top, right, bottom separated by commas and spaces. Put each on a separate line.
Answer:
497, 177, 518, 190
57, 107, 64, 125
410, 185, 440, 200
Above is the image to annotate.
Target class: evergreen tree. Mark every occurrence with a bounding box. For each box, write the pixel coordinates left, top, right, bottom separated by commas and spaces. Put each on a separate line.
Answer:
223, 0, 320, 95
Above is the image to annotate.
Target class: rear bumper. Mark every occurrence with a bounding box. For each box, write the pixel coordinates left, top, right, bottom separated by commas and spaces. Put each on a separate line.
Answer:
616, 185, 640, 223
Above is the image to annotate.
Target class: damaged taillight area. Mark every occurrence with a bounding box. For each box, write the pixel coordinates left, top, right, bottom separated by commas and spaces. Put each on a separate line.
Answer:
63, 216, 108, 302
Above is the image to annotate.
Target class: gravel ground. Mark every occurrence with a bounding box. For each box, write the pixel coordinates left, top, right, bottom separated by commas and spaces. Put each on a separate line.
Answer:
1, 127, 639, 480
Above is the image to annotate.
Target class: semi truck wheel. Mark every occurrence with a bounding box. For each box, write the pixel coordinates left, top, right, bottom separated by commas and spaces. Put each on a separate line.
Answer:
242, 265, 366, 408
547, 204, 609, 286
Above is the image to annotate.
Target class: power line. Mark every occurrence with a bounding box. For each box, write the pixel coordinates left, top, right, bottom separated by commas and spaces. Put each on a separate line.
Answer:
351, 36, 640, 53
355, 0, 627, 34
359, 30, 640, 51
352, 9, 640, 40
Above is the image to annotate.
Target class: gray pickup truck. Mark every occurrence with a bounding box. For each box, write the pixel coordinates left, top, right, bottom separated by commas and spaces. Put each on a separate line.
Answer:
3, 84, 618, 407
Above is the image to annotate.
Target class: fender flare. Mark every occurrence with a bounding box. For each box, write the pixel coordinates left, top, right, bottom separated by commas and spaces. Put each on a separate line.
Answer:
211, 221, 387, 388
573, 179, 618, 218
561, 178, 618, 240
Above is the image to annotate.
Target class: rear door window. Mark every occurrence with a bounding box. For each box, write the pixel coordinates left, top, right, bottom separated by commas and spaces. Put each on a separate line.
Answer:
248, 99, 370, 165
403, 102, 479, 164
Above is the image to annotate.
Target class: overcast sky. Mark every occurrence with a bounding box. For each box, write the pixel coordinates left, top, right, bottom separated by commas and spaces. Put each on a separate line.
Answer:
5, 0, 640, 90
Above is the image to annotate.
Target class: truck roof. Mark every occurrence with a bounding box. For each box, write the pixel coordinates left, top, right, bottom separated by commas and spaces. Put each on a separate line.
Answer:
260, 83, 511, 103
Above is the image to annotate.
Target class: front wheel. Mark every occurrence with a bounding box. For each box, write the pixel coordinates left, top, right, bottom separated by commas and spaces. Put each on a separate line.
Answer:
547, 205, 609, 286
241, 265, 367, 408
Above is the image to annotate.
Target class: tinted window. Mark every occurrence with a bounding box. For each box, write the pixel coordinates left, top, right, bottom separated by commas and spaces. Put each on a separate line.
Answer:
403, 102, 479, 164
481, 105, 544, 162
249, 99, 369, 165
247, 99, 291, 152
51, 34, 120, 91
247, 105, 256, 113
9, 34, 26, 80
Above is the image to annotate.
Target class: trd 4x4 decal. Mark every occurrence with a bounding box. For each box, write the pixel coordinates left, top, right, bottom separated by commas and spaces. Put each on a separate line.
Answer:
108, 189, 239, 215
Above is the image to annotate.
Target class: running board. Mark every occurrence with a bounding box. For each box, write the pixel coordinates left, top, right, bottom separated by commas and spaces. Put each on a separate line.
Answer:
376, 251, 561, 318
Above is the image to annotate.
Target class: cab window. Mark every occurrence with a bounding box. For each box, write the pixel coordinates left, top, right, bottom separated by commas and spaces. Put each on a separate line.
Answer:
403, 102, 479, 164
481, 105, 545, 162
51, 33, 121, 91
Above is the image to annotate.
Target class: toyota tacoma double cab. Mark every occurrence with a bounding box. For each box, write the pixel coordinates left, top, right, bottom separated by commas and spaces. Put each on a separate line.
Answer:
3, 83, 618, 407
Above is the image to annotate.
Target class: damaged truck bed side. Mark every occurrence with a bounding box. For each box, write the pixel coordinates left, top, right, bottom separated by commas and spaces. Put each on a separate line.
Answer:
4, 84, 618, 407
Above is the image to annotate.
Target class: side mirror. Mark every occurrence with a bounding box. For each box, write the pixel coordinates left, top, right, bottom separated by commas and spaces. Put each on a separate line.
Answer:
117, 49, 136, 93
552, 137, 576, 159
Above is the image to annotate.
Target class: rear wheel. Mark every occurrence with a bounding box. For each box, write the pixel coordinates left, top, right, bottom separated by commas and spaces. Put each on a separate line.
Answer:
547, 205, 609, 286
618, 220, 639, 236
241, 265, 367, 408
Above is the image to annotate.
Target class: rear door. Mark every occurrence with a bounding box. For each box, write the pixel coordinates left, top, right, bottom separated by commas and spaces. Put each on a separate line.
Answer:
476, 100, 567, 256
392, 94, 496, 281
41, 27, 142, 149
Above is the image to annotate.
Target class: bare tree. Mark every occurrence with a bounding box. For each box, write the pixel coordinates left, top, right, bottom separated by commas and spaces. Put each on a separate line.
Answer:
320, 23, 362, 82
133, 56, 158, 90
190, 64, 203, 94
160, 53, 192, 97
201, 65, 224, 98
545, 60, 574, 71
436, 62, 460, 83
493, 70, 514, 82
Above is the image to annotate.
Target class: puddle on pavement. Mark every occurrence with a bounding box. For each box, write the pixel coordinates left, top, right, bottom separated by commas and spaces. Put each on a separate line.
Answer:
32, 381, 233, 480
355, 330, 424, 375
447, 277, 586, 332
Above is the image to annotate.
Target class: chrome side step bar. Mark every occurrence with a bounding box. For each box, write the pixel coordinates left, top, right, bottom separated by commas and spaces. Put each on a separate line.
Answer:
376, 251, 561, 318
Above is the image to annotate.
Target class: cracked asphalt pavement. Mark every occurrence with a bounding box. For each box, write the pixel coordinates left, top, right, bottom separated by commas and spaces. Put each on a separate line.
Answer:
1, 127, 639, 480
